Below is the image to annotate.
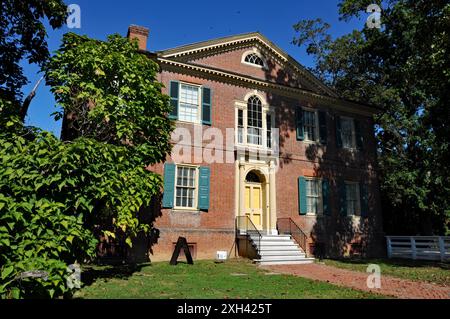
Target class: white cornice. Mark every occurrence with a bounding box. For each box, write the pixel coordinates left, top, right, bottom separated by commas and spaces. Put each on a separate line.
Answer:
158, 33, 338, 98
158, 58, 379, 116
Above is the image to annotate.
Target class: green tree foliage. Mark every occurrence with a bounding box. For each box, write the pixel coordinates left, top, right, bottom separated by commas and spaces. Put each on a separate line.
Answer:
293, 0, 450, 235
0, 0, 67, 121
0, 132, 96, 298
0, 34, 173, 298
44, 33, 172, 165
0, 131, 165, 298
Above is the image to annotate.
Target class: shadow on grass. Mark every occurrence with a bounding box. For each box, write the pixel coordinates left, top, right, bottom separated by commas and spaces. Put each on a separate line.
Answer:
81, 263, 149, 287
327, 257, 450, 270
81, 260, 196, 288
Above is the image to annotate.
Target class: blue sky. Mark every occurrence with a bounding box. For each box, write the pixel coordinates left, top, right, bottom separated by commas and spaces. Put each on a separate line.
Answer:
22, 0, 366, 136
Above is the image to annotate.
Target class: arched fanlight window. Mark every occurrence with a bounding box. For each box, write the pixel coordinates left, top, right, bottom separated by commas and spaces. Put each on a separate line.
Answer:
245, 171, 261, 183
247, 96, 262, 145
244, 53, 265, 67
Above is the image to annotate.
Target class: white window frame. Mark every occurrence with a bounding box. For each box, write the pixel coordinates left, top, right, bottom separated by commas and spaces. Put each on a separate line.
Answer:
265, 110, 275, 149
174, 164, 199, 210
340, 116, 356, 149
178, 82, 202, 124
305, 177, 323, 216
235, 103, 247, 146
237, 108, 245, 144
345, 181, 360, 216
234, 94, 274, 150
301, 107, 320, 143
246, 96, 263, 146
241, 49, 268, 69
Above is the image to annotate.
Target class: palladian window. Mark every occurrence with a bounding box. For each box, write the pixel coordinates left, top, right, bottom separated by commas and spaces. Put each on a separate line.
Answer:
247, 96, 263, 145
236, 95, 273, 149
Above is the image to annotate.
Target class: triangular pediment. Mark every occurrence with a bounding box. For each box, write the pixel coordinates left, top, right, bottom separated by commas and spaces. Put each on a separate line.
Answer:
157, 32, 337, 97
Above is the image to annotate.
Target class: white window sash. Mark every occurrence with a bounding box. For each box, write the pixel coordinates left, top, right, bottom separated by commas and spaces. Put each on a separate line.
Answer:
178, 83, 201, 124
305, 178, 323, 215
301, 108, 320, 142
345, 182, 360, 216
174, 165, 199, 209
235, 102, 274, 149
341, 117, 356, 149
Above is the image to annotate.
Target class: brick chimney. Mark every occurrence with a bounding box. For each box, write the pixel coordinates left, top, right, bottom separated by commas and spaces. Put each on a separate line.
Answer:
127, 25, 149, 51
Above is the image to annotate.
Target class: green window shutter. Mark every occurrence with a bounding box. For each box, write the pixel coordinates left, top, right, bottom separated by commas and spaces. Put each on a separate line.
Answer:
169, 81, 179, 120
336, 116, 342, 148
298, 176, 307, 215
318, 111, 327, 144
322, 178, 330, 215
198, 166, 210, 211
296, 108, 304, 141
339, 180, 347, 216
162, 163, 176, 208
202, 87, 212, 125
360, 182, 369, 217
354, 119, 364, 150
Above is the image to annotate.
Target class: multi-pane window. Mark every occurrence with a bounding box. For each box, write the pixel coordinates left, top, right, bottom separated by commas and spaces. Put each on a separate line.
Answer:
341, 117, 355, 149
237, 109, 244, 144
303, 110, 317, 141
236, 95, 273, 148
306, 179, 321, 215
179, 84, 200, 123
247, 96, 263, 145
345, 182, 360, 216
175, 166, 197, 208
244, 53, 265, 67
266, 113, 272, 149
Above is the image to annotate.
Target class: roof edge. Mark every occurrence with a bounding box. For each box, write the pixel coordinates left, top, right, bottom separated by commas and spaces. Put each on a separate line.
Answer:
157, 31, 338, 98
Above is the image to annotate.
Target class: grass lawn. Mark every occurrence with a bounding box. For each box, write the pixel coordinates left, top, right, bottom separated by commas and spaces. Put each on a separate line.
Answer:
323, 258, 450, 286
74, 259, 385, 299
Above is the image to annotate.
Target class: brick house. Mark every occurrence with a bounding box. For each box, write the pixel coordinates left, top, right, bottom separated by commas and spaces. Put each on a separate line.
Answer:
125, 25, 384, 263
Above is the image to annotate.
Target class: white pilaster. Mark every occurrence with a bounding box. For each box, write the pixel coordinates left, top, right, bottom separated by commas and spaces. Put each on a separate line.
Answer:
269, 160, 277, 234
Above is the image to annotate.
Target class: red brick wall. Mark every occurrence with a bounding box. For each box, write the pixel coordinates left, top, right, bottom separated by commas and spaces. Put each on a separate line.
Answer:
150, 230, 235, 261
189, 47, 310, 89
148, 70, 246, 261
143, 52, 384, 261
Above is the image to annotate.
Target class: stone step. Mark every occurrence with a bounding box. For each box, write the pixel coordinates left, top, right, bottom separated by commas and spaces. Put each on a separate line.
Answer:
249, 235, 292, 241
258, 246, 303, 251
260, 235, 292, 240
259, 250, 306, 257
254, 241, 299, 246
255, 258, 315, 266
247, 233, 312, 266
256, 255, 309, 261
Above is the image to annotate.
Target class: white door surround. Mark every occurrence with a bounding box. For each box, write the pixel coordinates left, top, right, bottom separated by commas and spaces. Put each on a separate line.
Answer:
235, 154, 277, 235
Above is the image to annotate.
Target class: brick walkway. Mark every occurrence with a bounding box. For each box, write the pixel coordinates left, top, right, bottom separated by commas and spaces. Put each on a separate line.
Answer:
263, 263, 450, 299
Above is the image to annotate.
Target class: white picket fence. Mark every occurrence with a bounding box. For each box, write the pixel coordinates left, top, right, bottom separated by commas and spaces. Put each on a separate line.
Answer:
386, 236, 450, 262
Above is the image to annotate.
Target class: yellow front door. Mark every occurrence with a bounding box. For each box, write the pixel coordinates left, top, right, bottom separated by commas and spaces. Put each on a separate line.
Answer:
244, 183, 263, 229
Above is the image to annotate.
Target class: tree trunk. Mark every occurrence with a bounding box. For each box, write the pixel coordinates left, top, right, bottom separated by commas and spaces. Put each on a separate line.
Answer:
19, 76, 43, 122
